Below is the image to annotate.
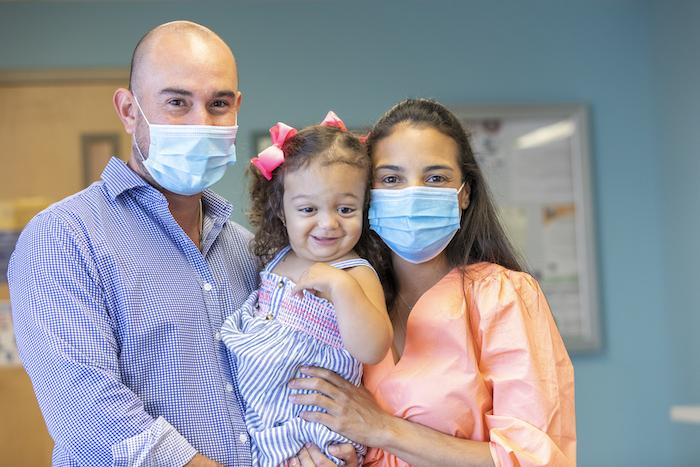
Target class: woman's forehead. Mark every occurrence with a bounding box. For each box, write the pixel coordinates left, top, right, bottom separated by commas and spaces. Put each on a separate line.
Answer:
372, 125, 460, 170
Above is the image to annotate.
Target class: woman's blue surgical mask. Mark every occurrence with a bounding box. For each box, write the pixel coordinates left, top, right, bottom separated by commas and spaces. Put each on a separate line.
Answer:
368, 185, 464, 264
132, 95, 238, 196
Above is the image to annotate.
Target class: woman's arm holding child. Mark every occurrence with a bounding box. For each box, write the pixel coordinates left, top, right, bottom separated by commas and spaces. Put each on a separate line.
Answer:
293, 263, 392, 364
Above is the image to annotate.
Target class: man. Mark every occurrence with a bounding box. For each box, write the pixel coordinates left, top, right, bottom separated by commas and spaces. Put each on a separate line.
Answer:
10, 20, 357, 467
8, 21, 256, 466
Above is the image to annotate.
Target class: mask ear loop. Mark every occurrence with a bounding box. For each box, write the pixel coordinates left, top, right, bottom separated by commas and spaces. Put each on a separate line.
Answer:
131, 93, 152, 126
131, 93, 151, 163
457, 182, 470, 212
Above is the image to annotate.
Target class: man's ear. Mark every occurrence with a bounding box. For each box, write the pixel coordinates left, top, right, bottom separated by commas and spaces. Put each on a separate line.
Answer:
113, 88, 137, 135
234, 90, 243, 115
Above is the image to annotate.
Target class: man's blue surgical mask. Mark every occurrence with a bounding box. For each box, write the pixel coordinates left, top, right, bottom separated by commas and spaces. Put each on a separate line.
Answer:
368, 185, 464, 264
132, 94, 238, 196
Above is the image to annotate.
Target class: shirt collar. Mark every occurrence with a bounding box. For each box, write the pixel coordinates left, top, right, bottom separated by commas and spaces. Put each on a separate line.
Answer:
101, 156, 234, 221
202, 189, 234, 221
101, 157, 150, 201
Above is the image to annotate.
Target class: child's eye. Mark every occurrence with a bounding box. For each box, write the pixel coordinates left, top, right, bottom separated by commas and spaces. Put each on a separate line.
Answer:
298, 207, 315, 214
338, 206, 356, 215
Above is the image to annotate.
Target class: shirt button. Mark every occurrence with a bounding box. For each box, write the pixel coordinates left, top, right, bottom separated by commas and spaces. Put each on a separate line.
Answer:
225, 383, 233, 392
239, 433, 248, 444
277, 280, 284, 288
214, 331, 221, 341
203, 282, 213, 292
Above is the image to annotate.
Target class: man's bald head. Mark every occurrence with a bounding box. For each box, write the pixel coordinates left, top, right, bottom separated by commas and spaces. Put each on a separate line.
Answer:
129, 21, 237, 93
113, 19, 241, 175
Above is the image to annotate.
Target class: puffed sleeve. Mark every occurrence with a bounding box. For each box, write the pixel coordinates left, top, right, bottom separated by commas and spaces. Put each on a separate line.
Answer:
473, 270, 576, 467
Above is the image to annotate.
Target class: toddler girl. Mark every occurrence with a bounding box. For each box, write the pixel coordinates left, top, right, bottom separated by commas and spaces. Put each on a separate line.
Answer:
221, 112, 392, 466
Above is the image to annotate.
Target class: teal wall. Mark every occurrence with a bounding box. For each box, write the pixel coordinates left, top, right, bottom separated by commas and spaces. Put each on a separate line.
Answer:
649, 0, 700, 461
1, 1, 697, 465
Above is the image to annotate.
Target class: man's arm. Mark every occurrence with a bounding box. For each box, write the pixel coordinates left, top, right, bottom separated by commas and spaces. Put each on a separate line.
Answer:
8, 212, 197, 466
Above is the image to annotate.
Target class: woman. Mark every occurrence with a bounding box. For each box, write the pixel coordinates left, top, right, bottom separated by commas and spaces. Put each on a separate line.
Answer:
289, 98, 576, 467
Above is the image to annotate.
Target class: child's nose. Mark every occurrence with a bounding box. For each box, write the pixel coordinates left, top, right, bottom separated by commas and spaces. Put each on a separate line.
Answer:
318, 212, 340, 229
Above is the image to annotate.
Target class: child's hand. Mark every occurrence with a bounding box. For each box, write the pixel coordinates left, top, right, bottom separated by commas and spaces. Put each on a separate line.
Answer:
291, 263, 350, 301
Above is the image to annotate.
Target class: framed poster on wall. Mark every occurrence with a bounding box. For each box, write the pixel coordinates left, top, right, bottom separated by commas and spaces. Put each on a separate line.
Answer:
453, 104, 601, 353
82, 133, 120, 187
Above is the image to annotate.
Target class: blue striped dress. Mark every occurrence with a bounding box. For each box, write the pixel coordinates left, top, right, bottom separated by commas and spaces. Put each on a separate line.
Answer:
221, 246, 369, 466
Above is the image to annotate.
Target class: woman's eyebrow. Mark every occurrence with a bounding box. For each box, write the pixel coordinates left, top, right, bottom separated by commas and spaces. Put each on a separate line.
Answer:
374, 164, 404, 172
423, 164, 453, 172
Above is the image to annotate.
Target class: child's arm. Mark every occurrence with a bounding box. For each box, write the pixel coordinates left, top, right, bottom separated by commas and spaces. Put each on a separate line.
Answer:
292, 263, 392, 364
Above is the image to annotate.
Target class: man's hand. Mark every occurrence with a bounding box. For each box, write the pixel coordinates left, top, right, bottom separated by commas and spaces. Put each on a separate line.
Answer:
185, 453, 224, 467
288, 443, 358, 466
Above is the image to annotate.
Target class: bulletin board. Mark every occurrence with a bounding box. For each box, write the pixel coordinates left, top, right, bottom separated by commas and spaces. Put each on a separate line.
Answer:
453, 105, 601, 353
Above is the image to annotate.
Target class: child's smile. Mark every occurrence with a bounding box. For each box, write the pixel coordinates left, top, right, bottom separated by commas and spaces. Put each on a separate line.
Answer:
282, 160, 367, 264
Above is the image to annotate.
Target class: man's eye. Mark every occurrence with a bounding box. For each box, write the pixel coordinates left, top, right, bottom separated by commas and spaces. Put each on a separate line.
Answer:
211, 100, 229, 108
168, 99, 185, 107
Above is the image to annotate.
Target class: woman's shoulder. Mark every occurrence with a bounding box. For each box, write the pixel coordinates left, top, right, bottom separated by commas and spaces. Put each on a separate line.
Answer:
449, 263, 548, 325
447, 262, 542, 306
452, 262, 537, 286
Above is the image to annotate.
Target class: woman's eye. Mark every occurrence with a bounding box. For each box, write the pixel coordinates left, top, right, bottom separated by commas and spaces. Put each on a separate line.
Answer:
381, 175, 399, 184
426, 174, 447, 183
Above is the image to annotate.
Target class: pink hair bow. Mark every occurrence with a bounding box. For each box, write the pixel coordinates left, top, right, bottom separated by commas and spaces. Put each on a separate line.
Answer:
251, 122, 298, 180
320, 111, 347, 131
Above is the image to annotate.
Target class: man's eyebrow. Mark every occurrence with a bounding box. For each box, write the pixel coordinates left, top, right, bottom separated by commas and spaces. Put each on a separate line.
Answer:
158, 89, 237, 99
213, 90, 238, 99
159, 88, 193, 96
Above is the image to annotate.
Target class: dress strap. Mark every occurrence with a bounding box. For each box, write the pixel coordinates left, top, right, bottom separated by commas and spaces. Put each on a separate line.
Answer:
329, 257, 374, 272
264, 245, 292, 272
266, 247, 374, 274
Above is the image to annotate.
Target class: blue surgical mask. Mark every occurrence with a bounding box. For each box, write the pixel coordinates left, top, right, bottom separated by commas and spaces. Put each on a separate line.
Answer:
132, 95, 238, 196
368, 185, 464, 264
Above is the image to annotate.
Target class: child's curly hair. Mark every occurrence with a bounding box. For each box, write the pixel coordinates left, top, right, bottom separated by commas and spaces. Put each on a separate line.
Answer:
248, 125, 385, 267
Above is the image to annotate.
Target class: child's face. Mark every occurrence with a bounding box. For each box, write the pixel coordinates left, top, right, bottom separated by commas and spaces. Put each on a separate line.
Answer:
282, 160, 366, 263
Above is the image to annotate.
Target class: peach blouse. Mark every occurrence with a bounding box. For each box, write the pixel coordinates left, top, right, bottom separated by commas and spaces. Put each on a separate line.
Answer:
363, 263, 576, 466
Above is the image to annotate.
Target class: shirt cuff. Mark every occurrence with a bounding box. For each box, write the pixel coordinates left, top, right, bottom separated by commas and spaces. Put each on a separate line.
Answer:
112, 416, 198, 467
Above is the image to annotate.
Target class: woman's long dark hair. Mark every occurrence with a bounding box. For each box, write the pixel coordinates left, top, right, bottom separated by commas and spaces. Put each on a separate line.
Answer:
366, 98, 524, 308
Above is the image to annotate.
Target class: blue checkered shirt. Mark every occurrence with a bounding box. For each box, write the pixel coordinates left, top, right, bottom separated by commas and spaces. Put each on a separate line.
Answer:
8, 157, 259, 466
